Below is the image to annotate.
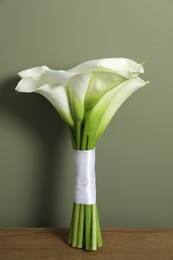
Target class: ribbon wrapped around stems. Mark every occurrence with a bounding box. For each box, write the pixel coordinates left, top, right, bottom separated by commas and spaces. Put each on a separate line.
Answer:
73, 148, 96, 205
68, 147, 102, 250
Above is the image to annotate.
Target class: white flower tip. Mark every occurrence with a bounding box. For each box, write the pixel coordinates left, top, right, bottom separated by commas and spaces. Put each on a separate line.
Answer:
15, 81, 28, 93
141, 60, 148, 65
15, 85, 19, 92
18, 66, 49, 78
138, 60, 149, 74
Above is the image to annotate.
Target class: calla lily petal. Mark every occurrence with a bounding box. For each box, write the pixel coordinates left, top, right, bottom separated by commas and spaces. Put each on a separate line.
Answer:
18, 66, 49, 78
16, 66, 77, 92
36, 84, 74, 127
45, 69, 77, 85
16, 66, 56, 93
16, 66, 74, 127
67, 74, 90, 122
16, 75, 49, 93
69, 58, 144, 78
88, 77, 148, 141
85, 68, 127, 110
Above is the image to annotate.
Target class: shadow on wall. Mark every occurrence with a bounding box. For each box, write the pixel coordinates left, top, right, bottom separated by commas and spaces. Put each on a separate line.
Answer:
0, 76, 67, 226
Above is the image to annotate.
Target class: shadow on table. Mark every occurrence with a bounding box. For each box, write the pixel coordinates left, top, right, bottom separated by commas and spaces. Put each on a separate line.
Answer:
51, 228, 70, 244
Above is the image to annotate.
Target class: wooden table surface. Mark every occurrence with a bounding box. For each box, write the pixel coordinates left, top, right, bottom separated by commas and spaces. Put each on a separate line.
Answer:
0, 228, 173, 260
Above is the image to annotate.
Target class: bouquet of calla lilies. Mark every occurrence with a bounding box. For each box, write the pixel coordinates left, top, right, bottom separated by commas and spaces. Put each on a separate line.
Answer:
16, 58, 149, 250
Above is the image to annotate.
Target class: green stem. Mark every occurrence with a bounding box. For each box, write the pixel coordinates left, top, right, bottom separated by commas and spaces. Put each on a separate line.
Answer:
71, 204, 80, 247
69, 127, 77, 149
85, 205, 92, 250
75, 121, 82, 150
96, 205, 103, 248
68, 203, 103, 250
87, 135, 96, 150
77, 204, 84, 248
91, 204, 97, 250
81, 110, 91, 150
68, 203, 75, 245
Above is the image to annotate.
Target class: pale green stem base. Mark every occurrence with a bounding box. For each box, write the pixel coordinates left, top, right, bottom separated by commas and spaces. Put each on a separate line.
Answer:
68, 203, 103, 250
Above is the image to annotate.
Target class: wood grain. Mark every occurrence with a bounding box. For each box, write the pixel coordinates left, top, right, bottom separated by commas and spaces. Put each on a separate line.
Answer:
0, 228, 173, 260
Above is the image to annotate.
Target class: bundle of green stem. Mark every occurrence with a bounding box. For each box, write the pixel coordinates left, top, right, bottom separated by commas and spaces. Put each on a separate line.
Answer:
68, 119, 103, 250
68, 204, 102, 250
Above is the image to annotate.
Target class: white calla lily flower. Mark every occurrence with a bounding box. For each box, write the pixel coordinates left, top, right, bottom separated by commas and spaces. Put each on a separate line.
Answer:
16, 66, 75, 127
88, 77, 149, 144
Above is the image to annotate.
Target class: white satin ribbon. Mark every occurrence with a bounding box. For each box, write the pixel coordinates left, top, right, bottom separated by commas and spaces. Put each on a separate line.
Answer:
73, 148, 96, 204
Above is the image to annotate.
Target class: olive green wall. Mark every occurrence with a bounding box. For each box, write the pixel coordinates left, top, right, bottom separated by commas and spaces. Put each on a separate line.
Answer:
0, 0, 172, 227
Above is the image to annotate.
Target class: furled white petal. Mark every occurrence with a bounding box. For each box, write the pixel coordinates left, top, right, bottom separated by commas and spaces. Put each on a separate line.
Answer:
67, 74, 90, 122
69, 58, 144, 78
16, 66, 77, 93
45, 69, 76, 85
15, 75, 50, 93
18, 66, 49, 78
84, 68, 127, 110
16, 66, 56, 93
16, 66, 74, 127
88, 77, 148, 141
36, 84, 74, 127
